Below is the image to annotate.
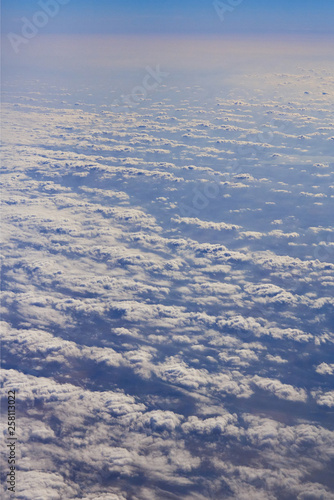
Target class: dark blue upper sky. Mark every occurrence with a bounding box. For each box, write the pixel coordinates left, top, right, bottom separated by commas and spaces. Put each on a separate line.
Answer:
2, 0, 334, 35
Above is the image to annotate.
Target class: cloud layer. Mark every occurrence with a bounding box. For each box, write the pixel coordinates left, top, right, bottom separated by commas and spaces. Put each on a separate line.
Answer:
1, 52, 334, 499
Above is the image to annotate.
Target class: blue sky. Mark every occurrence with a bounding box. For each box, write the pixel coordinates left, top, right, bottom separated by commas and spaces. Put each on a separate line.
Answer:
2, 0, 334, 35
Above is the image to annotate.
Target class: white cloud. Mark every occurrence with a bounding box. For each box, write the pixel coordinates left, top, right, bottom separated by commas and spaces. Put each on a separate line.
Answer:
251, 376, 307, 402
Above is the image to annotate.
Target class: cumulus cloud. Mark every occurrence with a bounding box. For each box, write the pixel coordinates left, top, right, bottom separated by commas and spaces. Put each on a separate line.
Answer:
312, 390, 334, 408
315, 363, 334, 375
250, 376, 308, 402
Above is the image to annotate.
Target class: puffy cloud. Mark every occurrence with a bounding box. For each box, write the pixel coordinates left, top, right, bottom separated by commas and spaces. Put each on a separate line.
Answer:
1, 322, 126, 368
266, 354, 288, 364
171, 216, 241, 231
315, 363, 334, 375
312, 390, 334, 408
251, 376, 307, 402
14, 471, 79, 500
155, 356, 210, 389
182, 414, 238, 435
135, 410, 183, 432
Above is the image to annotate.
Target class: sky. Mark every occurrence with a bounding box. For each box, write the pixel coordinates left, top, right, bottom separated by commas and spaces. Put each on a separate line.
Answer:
2, 0, 334, 36
1, 1, 334, 499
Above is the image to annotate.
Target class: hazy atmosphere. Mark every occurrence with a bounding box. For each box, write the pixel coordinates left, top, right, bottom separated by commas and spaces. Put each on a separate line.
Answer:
1, 1, 334, 499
